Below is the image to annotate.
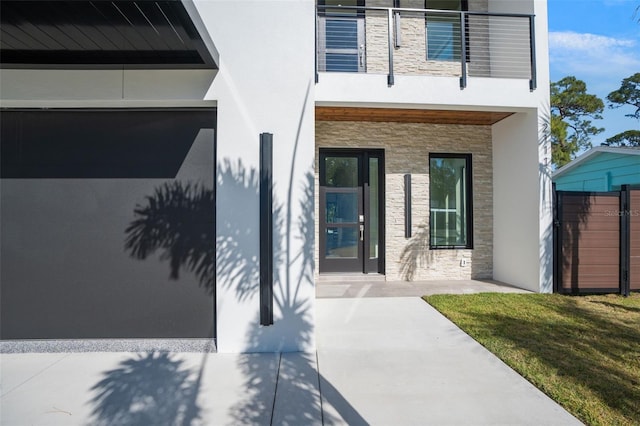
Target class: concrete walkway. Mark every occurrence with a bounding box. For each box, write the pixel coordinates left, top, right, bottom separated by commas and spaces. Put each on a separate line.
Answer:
316, 278, 532, 298
1, 296, 581, 425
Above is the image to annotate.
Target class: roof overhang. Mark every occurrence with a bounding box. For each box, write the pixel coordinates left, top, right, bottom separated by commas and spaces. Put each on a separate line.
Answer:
316, 106, 513, 125
0, 0, 219, 69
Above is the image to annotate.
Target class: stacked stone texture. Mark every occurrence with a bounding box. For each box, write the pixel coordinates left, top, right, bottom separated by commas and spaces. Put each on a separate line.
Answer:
315, 121, 494, 281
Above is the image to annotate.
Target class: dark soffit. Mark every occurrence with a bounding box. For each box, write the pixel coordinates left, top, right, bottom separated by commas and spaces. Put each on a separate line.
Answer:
0, 0, 218, 69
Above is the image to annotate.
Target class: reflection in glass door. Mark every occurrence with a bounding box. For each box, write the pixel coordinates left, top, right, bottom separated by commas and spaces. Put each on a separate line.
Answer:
319, 150, 384, 274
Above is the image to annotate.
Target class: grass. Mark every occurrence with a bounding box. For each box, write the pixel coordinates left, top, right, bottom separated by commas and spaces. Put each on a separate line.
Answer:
423, 293, 640, 426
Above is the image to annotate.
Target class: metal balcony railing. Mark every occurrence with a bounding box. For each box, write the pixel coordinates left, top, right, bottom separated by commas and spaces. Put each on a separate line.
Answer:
316, 5, 537, 90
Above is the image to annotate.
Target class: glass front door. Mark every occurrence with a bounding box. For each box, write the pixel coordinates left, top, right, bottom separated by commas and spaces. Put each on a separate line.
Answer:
319, 150, 383, 273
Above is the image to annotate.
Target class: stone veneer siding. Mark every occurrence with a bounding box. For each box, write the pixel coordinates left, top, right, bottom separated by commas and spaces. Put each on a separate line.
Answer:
362, 0, 488, 77
316, 121, 493, 281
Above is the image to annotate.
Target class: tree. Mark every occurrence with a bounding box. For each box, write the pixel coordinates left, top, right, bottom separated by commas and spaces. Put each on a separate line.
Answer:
603, 130, 640, 147
550, 76, 605, 167
607, 72, 640, 119
602, 73, 640, 147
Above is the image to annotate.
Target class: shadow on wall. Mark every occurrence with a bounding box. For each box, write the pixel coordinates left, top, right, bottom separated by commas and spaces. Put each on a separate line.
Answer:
88, 180, 217, 424
228, 163, 367, 424
540, 108, 554, 293
89, 163, 365, 425
399, 223, 434, 281
90, 81, 366, 424
216, 158, 261, 300
228, 79, 365, 422
125, 181, 215, 294
228, 165, 317, 423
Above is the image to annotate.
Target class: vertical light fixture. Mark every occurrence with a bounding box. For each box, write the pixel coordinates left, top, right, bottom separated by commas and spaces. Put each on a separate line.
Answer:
259, 133, 274, 325
404, 173, 412, 238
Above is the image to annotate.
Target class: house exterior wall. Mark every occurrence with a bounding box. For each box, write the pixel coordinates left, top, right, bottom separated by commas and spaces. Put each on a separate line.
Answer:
491, 0, 551, 294
0, 0, 550, 351
316, 0, 551, 293
196, 0, 316, 353
1, 0, 317, 353
492, 111, 551, 293
554, 153, 640, 192
316, 121, 493, 281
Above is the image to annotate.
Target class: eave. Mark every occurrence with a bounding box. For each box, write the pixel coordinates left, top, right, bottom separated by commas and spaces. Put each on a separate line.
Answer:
0, 0, 218, 69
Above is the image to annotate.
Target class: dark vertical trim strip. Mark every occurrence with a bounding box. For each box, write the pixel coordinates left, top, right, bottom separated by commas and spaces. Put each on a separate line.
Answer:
621, 185, 631, 296
459, 12, 467, 89
552, 183, 559, 293
466, 154, 474, 248
212, 110, 218, 339
387, 8, 395, 86
404, 173, 412, 238
529, 15, 537, 91
315, 9, 319, 83
260, 133, 274, 325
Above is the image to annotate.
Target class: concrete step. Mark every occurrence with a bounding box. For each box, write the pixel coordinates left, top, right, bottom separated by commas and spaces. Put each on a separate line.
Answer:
317, 273, 386, 283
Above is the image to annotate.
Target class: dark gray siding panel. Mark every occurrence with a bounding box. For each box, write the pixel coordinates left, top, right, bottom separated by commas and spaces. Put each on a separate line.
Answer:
1, 109, 216, 339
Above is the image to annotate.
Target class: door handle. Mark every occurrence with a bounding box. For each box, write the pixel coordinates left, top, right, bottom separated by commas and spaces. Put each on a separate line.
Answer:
359, 44, 364, 68
359, 224, 364, 241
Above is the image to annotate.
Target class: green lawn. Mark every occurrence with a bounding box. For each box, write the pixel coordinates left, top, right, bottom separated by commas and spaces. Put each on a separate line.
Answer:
423, 293, 640, 426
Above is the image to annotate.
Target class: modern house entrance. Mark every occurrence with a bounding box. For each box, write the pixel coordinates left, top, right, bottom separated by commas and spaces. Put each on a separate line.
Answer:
319, 149, 384, 274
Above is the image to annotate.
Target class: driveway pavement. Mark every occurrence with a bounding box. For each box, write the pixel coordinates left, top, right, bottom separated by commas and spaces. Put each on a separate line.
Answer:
1, 293, 581, 425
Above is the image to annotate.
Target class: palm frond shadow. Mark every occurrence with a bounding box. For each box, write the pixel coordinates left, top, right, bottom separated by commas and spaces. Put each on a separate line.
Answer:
89, 352, 202, 426
399, 224, 433, 281
229, 165, 362, 425
125, 181, 215, 294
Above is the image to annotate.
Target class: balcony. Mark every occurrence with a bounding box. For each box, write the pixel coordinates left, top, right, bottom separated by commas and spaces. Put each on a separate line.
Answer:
316, 4, 536, 90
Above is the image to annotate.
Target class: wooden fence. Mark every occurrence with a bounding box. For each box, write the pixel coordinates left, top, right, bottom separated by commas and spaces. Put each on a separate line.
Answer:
554, 185, 639, 295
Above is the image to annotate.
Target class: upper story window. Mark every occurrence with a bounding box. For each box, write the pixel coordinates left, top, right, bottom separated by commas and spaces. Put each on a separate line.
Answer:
317, 0, 365, 72
425, 0, 467, 61
429, 153, 473, 249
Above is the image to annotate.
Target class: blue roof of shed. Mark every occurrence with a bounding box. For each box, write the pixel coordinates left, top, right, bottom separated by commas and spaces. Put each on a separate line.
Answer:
552, 146, 640, 180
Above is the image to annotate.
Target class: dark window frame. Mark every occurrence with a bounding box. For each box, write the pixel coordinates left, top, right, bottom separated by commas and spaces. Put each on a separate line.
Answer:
317, 0, 366, 73
429, 153, 474, 249
424, 0, 469, 62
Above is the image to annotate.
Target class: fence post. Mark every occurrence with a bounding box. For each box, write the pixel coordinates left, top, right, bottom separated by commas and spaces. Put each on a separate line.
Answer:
552, 184, 559, 293
621, 185, 631, 296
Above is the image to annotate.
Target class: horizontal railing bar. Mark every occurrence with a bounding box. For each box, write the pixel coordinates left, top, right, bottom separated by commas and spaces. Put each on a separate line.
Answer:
317, 4, 534, 19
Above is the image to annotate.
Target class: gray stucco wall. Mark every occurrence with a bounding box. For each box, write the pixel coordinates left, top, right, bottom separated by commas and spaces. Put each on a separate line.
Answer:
1, 109, 216, 339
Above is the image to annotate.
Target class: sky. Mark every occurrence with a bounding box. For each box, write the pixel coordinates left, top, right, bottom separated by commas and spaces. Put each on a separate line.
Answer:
548, 0, 640, 146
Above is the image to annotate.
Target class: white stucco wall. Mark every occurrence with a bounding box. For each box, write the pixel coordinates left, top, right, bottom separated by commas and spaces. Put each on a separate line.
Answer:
492, 111, 550, 293
199, 0, 316, 353
491, 0, 551, 293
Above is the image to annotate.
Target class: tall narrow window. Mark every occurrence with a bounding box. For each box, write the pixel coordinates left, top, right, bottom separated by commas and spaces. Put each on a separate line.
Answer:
429, 154, 473, 248
318, 0, 365, 72
425, 0, 467, 61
